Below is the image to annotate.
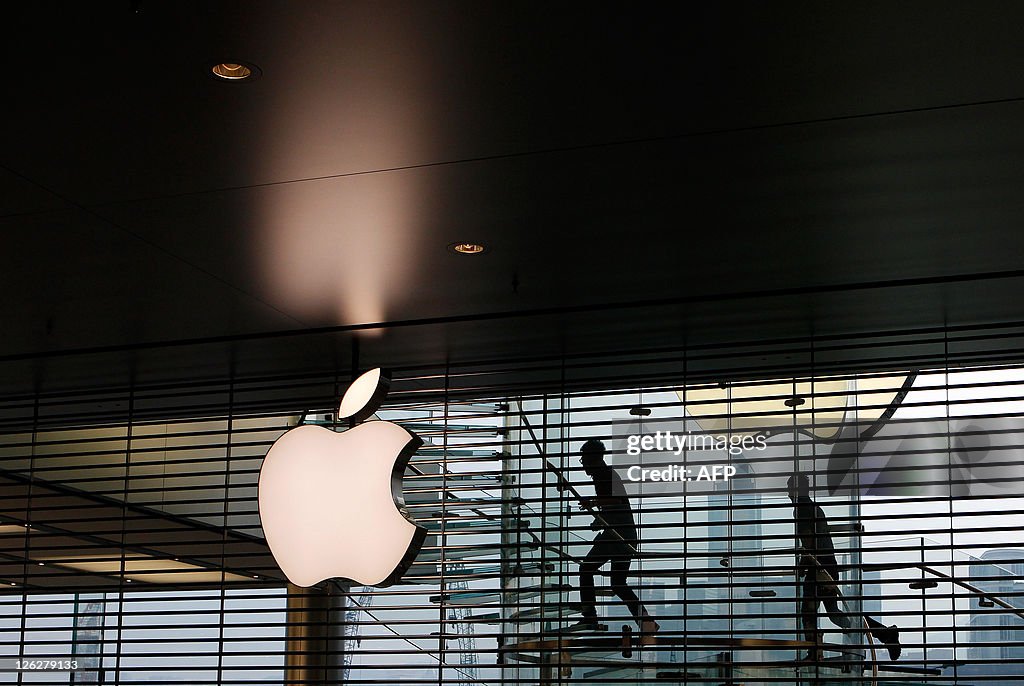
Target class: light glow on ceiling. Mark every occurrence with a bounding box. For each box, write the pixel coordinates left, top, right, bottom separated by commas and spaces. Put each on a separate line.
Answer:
254, 4, 435, 328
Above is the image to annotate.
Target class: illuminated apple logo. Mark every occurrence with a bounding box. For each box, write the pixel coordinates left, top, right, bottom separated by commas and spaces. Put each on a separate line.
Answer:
258, 368, 426, 587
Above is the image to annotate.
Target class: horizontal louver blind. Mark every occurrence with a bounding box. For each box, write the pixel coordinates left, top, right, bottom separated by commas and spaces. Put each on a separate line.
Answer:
1, 323, 1024, 684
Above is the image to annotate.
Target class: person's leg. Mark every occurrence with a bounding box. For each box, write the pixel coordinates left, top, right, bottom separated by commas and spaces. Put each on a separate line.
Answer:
823, 556, 899, 658
863, 616, 885, 630
578, 559, 600, 620
608, 558, 643, 619
822, 594, 852, 629
800, 596, 820, 643
608, 556, 659, 636
862, 615, 901, 660
799, 572, 823, 660
576, 532, 612, 625
616, 528, 656, 627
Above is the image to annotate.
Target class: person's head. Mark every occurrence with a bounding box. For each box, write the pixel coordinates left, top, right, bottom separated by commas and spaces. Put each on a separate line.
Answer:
787, 473, 810, 501
580, 439, 607, 473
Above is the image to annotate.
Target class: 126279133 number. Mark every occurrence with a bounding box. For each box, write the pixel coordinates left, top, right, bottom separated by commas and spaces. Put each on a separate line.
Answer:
14, 659, 79, 671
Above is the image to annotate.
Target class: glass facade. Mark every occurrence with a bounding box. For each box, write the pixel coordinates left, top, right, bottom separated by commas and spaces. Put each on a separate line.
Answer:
2, 334, 1024, 685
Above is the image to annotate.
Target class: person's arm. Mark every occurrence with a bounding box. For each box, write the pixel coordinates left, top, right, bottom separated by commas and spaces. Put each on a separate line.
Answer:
794, 507, 803, 567
581, 470, 618, 509
815, 505, 835, 552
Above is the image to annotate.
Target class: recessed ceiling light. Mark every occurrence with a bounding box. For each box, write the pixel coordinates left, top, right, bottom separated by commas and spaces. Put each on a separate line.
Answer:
211, 62, 255, 80
450, 242, 486, 255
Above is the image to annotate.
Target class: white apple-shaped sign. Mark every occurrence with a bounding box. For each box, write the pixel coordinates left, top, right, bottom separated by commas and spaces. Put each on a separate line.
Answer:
258, 368, 426, 587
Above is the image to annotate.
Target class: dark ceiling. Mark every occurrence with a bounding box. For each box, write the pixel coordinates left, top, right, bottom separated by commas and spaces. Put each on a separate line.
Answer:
3, 1, 1024, 397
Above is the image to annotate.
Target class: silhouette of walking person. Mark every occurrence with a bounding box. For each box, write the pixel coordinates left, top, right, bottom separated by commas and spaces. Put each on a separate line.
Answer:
568, 439, 659, 634
788, 474, 900, 661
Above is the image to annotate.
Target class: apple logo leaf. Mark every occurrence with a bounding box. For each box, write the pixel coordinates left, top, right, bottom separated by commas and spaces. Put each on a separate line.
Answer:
339, 368, 392, 423
258, 367, 426, 588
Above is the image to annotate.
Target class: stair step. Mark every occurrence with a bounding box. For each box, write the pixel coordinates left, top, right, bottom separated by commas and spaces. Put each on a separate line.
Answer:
474, 603, 583, 624
402, 422, 500, 433
405, 473, 502, 486
413, 449, 500, 458
420, 517, 529, 532
431, 583, 572, 605
407, 498, 504, 510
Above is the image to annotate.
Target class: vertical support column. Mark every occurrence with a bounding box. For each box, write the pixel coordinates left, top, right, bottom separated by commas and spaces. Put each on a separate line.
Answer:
285, 584, 346, 685
71, 593, 104, 684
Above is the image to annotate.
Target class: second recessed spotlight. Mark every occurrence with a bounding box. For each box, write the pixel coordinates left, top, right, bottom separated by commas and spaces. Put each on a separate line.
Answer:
210, 61, 260, 81
449, 242, 486, 255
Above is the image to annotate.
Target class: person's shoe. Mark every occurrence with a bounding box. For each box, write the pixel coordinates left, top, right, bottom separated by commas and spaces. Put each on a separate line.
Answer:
875, 625, 901, 660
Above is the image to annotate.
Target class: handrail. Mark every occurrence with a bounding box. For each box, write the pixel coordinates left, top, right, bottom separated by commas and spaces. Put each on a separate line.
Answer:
917, 563, 1024, 623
